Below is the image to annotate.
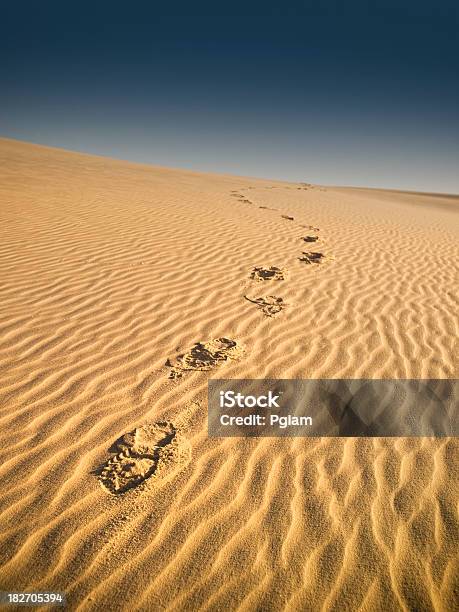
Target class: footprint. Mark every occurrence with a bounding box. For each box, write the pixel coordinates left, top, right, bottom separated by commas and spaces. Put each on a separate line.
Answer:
98, 421, 191, 494
299, 251, 329, 265
281, 215, 294, 221
167, 337, 244, 379
301, 236, 319, 243
230, 192, 252, 204
244, 295, 286, 317
301, 225, 320, 231
250, 266, 286, 281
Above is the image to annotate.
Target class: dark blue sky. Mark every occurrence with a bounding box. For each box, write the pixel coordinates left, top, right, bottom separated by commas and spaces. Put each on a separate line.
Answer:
1, 1, 458, 192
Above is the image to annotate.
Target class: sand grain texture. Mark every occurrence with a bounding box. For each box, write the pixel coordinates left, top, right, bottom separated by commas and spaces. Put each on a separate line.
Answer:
0, 138, 458, 611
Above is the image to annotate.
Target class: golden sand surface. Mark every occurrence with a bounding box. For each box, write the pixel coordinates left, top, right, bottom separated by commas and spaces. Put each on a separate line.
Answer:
0, 138, 458, 610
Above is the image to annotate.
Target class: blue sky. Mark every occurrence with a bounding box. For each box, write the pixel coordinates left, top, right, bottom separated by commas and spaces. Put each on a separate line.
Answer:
1, 1, 458, 192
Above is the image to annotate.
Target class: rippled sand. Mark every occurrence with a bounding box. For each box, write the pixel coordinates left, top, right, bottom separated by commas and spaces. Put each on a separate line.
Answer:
0, 138, 458, 610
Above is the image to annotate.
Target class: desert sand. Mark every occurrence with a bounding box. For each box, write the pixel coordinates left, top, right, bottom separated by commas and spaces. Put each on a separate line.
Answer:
0, 137, 458, 611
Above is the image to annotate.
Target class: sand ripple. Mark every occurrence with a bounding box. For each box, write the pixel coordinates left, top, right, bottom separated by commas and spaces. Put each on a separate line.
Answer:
0, 138, 458, 610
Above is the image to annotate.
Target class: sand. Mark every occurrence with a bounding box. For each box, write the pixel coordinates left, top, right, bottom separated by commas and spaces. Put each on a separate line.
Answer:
0, 137, 458, 611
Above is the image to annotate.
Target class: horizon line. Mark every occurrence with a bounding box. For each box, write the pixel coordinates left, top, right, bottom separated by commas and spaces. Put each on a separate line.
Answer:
2, 134, 458, 198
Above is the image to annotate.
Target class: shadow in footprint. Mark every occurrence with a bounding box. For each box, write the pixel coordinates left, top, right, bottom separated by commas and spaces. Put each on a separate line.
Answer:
166, 337, 244, 379
94, 421, 191, 494
250, 266, 286, 281
299, 251, 326, 264
301, 236, 319, 243
244, 295, 286, 317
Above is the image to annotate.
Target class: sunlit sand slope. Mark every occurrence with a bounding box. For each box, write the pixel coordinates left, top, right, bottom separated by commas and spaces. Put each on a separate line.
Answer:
0, 138, 458, 611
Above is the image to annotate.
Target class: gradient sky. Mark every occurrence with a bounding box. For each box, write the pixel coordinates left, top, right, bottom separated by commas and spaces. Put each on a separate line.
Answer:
1, 1, 458, 192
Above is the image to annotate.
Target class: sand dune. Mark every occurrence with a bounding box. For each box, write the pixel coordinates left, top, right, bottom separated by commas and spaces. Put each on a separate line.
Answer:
0, 137, 458, 610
